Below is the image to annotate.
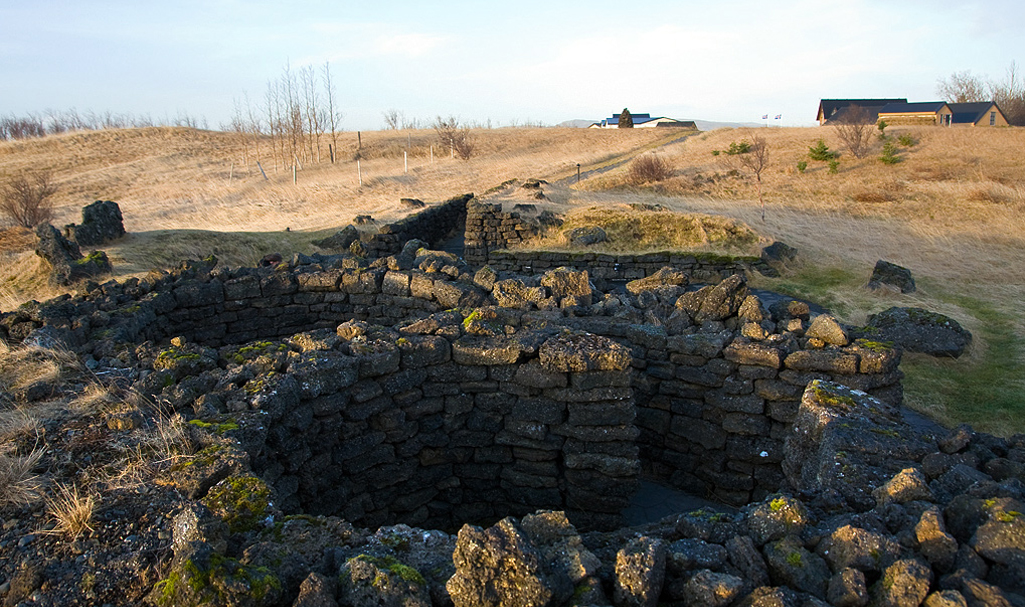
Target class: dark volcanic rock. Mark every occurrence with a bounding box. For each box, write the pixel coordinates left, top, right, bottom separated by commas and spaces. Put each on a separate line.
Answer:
447, 517, 572, 607
862, 307, 972, 358
34, 223, 112, 286
66, 199, 125, 246
565, 226, 607, 247
868, 260, 916, 293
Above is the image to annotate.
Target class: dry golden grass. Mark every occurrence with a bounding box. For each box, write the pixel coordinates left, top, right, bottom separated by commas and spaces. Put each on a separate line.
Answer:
584, 126, 1025, 233
44, 482, 97, 540
0, 126, 671, 234
0, 446, 45, 507
0, 126, 675, 306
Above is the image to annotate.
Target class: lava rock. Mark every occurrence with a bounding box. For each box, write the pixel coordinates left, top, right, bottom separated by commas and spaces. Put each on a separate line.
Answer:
862, 307, 972, 358
868, 260, 916, 293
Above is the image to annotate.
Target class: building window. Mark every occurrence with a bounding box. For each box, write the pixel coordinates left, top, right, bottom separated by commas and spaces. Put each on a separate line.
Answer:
991, 111, 996, 125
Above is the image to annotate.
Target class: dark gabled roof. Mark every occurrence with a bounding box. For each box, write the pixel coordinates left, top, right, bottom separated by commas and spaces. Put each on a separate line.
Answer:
824, 104, 887, 125
948, 102, 999, 124
878, 101, 949, 114
818, 99, 906, 121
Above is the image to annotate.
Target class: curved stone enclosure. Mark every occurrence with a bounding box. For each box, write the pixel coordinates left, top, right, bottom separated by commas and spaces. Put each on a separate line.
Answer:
1, 244, 905, 532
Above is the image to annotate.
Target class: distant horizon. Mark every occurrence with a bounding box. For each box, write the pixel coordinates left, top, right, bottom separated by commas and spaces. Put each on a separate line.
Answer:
2, 0, 1022, 131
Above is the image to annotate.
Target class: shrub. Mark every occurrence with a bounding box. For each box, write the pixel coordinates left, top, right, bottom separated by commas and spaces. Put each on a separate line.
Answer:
808, 140, 839, 161
628, 154, 673, 183
832, 105, 874, 159
880, 141, 901, 165
1, 171, 58, 228
828, 159, 840, 174
796, 161, 807, 173
897, 134, 916, 147
433, 116, 474, 160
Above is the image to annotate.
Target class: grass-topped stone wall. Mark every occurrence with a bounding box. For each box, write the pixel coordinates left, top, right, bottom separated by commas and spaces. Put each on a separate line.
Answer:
462, 199, 774, 280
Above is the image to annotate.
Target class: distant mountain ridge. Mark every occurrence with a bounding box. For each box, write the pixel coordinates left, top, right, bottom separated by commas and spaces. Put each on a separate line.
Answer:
557, 118, 764, 130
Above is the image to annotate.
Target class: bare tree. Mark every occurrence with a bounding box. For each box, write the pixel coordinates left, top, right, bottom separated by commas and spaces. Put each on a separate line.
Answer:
383, 109, 402, 130
433, 116, 474, 160
832, 105, 874, 159
936, 70, 988, 103
718, 138, 770, 221
323, 61, 340, 161
1, 171, 58, 228
989, 62, 1025, 126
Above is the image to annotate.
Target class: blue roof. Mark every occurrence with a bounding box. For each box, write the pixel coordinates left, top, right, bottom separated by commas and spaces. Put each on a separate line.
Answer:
607, 113, 652, 125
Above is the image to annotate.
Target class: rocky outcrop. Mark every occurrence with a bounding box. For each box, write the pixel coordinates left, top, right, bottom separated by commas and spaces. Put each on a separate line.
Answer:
34, 223, 112, 286
65, 199, 125, 246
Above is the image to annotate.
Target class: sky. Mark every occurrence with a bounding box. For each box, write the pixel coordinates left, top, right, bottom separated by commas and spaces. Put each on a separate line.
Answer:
2, 0, 1023, 131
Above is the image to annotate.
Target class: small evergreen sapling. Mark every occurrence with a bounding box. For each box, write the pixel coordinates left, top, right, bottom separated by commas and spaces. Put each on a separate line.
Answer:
808, 139, 839, 162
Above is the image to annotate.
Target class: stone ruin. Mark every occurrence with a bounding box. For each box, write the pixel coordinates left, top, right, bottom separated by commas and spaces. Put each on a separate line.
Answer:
1, 197, 1022, 607
63, 199, 126, 246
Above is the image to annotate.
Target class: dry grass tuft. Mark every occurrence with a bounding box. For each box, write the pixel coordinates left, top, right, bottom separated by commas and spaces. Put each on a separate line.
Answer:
628, 154, 674, 184
0, 343, 83, 396
0, 447, 46, 507
142, 412, 195, 467
45, 483, 97, 540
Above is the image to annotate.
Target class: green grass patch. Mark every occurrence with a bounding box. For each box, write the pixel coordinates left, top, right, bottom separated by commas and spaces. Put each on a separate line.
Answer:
758, 265, 862, 319
902, 294, 1025, 435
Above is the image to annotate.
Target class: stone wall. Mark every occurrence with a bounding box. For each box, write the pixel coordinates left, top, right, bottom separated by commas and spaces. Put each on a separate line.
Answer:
364, 193, 472, 258
462, 199, 770, 280
463, 201, 541, 265
177, 323, 638, 531
3, 254, 902, 519
554, 315, 903, 505
487, 250, 769, 283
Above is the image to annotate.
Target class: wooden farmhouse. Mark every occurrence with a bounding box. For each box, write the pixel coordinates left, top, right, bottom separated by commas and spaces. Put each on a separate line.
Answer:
818, 98, 1009, 127
948, 102, 1010, 126
590, 113, 696, 129
817, 99, 906, 125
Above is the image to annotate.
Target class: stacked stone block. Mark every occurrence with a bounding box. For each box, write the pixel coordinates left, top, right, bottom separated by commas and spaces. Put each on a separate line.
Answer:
215, 324, 639, 531
463, 201, 540, 266
487, 250, 768, 282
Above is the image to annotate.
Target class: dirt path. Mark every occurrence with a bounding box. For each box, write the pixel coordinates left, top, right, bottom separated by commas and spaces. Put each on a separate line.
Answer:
551, 129, 700, 187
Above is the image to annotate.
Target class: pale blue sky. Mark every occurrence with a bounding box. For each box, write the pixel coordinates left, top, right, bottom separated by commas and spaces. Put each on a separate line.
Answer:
2, 0, 1022, 130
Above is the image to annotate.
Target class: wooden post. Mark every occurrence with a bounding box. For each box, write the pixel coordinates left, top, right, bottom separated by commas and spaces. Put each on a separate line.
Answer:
257, 161, 268, 180
357, 131, 361, 149
357, 159, 362, 187
293, 165, 297, 184
229, 161, 234, 182
329, 144, 334, 163
430, 145, 433, 163
576, 163, 581, 183
404, 150, 407, 173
